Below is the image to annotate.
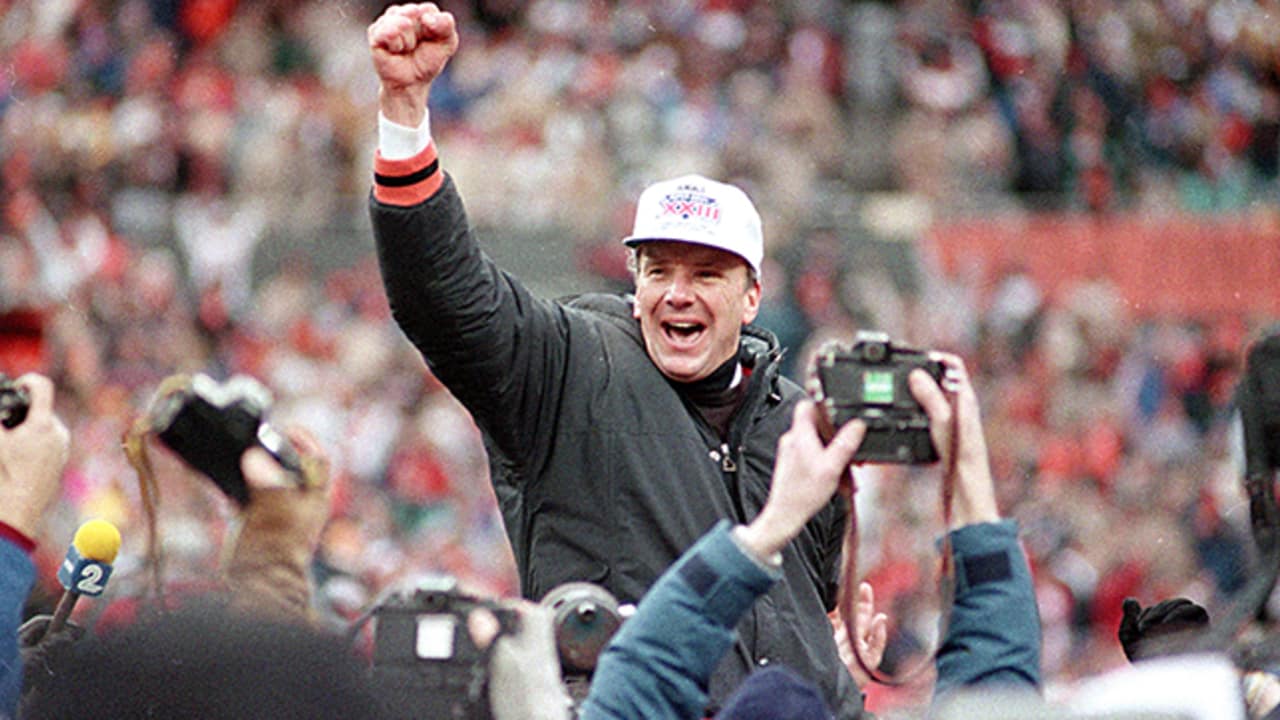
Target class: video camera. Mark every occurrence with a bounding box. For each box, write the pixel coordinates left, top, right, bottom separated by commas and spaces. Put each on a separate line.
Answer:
367, 577, 624, 719
146, 373, 301, 505
810, 330, 944, 464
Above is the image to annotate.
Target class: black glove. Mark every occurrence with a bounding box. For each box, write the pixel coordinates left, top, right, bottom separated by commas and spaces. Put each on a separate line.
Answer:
1118, 596, 1209, 661
18, 615, 86, 693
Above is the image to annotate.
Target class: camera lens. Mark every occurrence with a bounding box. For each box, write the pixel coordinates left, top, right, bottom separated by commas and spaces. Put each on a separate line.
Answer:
861, 341, 887, 363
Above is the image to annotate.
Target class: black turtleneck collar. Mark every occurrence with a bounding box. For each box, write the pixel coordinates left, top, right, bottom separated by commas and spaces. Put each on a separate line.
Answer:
680, 352, 739, 401
673, 349, 749, 440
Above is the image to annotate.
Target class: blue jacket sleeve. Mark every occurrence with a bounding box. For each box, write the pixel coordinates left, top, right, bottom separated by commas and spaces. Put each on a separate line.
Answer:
0, 537, 35, 719
579, 521, 780, 720
933, 519, 1042, 701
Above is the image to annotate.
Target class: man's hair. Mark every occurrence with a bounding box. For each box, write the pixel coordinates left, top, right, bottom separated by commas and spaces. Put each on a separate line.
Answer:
627, 245, 760, 289
23, 602, 391, 720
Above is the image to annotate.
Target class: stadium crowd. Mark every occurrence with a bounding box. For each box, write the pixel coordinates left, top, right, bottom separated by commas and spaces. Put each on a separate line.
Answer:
2, 0, 1278, 714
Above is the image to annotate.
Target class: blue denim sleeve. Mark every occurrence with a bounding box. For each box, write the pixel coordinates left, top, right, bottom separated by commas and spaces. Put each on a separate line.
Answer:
933, 519, 1042, 701
580, 521, 780, 720
0, 538, 35, 719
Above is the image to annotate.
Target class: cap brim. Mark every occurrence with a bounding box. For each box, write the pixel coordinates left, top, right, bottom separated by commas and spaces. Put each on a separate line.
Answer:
621, 235, 759, 277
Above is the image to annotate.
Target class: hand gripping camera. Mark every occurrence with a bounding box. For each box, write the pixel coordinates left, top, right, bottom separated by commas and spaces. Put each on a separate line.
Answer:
367, 577, 624, 719
369, 576, 522, 720
810, 330, 944, 464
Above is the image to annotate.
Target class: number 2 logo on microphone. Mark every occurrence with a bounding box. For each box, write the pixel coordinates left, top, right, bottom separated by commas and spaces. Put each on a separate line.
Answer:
75, 564, 106, 594
57, 549, 114, 598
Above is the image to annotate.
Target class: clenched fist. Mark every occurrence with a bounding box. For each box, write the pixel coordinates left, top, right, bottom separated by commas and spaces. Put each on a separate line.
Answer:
368, 3, 459, 126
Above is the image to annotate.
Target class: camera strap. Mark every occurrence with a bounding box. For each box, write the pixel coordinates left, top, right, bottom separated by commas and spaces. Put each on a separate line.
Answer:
121, 374, 197, 607
838, 389, 960, 687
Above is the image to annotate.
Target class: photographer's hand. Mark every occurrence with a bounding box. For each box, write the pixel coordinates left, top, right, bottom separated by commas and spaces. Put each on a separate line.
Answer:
0, 374, 69, 539
909, 354, 998, 529
736, 400, 865, 561
224, 427, 333, 619
368, 3, 459, 127
468, 600, 570, 720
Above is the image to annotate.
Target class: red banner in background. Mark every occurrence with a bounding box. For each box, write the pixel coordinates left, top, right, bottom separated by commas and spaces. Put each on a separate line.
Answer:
924, 212, 1280, 318
0, 309, 48, 376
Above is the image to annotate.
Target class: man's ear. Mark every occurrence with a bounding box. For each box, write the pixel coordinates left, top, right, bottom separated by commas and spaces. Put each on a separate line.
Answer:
741, 280, 761, 325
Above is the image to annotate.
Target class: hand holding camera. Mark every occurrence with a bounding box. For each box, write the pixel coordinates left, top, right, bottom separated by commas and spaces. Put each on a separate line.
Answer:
908, 352, 999, 529
808, 332, 998, 527
738, 401, 867, 562
223, 424, 334, 618
0, 373, 70, 539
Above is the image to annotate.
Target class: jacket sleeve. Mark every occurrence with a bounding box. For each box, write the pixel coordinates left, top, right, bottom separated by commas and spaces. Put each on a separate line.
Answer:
0, 535, 35, 719
933, 519, 1042, 701
579, 521, 780, 720
221, 477, 331, 621
370, 146, 570, 472
817, 494, 849, 612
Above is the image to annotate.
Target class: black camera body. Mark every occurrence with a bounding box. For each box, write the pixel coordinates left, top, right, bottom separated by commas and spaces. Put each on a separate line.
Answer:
811, 331, 944, 464
0, 374, 30, 429
148, 374, 300, 505
370, 576, 521, 720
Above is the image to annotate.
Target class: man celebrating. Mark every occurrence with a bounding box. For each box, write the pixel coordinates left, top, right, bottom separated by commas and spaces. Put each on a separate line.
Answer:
366, 5, 868, 715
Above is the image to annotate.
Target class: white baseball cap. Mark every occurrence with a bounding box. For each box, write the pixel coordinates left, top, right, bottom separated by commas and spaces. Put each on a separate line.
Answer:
622, 174, 763, 278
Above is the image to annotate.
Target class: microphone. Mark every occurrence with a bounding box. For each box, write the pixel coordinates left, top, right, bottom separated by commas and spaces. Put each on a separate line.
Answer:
43, 519, 122, 640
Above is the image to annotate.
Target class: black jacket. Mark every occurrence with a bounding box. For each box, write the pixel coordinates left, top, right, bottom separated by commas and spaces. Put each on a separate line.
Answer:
371, 175, 861, 717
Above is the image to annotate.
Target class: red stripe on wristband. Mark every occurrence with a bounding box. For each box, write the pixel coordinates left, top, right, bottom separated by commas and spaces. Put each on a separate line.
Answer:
0, 521, 36, 554
373, 142, 443, 206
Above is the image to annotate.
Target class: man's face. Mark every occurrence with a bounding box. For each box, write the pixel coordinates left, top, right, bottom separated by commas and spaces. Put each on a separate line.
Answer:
632, 241, 761, 383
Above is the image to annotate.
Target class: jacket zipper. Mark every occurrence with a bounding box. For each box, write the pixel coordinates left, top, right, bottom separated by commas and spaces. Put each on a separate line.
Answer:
718, 442, 737, 472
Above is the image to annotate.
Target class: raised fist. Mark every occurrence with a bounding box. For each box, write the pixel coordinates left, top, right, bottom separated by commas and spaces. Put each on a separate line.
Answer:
367, 3, 459, 125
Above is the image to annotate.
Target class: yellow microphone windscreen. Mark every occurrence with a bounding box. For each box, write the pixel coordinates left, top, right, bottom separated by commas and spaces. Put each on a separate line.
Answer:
72, 519, 122, 563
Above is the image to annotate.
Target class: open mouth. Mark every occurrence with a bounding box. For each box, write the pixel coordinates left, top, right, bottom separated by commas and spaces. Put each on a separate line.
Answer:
662, 320, 707, 346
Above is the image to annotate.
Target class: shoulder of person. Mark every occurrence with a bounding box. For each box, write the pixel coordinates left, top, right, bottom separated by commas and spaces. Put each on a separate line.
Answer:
550, 292, 648, 352
559, 292, 631, 316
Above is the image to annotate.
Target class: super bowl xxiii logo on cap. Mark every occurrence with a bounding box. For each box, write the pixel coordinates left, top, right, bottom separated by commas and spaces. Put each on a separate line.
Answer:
623, 173, 764, 277
658, 186, 721, 230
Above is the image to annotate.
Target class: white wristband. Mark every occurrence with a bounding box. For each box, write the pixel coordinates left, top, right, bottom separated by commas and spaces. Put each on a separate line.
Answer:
378, 109, 432, 160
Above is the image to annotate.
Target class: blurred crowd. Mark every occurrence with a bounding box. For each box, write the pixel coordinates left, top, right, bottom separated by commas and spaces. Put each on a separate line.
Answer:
1, 0, 1278, 711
